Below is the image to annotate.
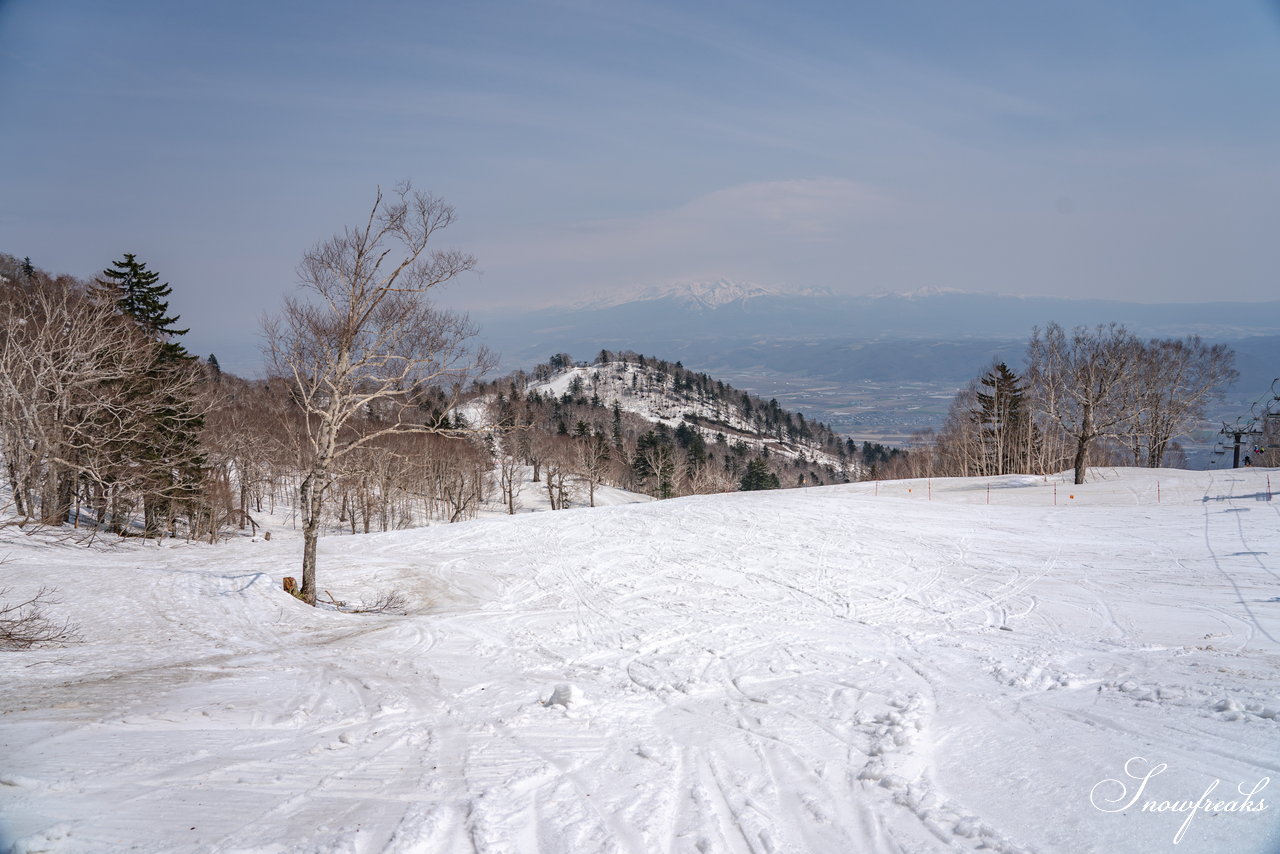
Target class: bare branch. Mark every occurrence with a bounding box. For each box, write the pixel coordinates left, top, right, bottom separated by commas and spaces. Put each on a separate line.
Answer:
0, 586, 81, 649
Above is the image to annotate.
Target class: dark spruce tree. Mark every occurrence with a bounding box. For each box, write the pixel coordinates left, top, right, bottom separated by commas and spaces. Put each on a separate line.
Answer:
739, 457, 780, 491
94, 254, 203, 537
971, 362, 1030, 476
94, 254, 190, 361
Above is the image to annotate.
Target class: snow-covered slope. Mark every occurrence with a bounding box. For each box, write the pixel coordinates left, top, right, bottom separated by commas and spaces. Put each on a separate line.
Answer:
2, 468, 1279, 853
529, 361, 846, 470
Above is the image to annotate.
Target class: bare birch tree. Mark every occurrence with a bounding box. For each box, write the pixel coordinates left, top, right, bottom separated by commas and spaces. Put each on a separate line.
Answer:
1124, 336, 1237, 467
1027, 322, 1145, 485
265, 183, 491, 605
575, 431, 612, 507
495, 437, 524, 515
536, 434, 576, 509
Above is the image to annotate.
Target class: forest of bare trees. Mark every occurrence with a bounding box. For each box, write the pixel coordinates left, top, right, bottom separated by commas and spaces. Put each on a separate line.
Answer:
884, 322, 1237, 483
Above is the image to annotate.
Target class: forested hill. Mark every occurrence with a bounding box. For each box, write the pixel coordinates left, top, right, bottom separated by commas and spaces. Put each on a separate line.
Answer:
465, 351, 902, 500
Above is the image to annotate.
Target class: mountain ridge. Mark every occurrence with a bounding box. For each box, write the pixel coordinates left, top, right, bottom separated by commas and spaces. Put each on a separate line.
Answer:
571, 279, 835, 311
475, 287, 1280, 374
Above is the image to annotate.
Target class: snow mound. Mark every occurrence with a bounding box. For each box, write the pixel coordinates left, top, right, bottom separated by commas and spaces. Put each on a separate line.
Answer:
543, 683, 585, 709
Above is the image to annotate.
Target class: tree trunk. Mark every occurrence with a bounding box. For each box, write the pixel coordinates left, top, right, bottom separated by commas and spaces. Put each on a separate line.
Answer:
1072, 403, 1094, 485
90, 482, 106, 530
1072, 437, 1089, 485
298, 471, 323, 606
143, 495, 162, 538
42, 464, 75, 526
6, 459, 26, 517
1147, 428, 1168, 468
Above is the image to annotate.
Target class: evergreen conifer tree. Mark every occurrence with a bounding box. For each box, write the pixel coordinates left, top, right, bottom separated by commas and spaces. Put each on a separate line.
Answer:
971, 362, 1030, 475
94, 254, 189, 361
739, 457, 779, 491
611, 401, 624, 450
94, 254, 203, 536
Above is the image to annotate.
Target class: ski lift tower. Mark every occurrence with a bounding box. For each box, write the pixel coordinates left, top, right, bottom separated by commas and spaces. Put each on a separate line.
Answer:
1220, 378, 1280, 467
1265, 411, 1280, 465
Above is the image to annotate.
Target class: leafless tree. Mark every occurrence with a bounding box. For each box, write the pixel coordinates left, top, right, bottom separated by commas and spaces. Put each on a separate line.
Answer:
200, 376, 293, 534
495, 436, 524, 514
686, 459, 736, 494
434, 442, 489, 522
638, 439, 679, 498
1027, 323, 1145, 485
523, 430, 544, 484
1124, 336, 1237, 467
265, 182, 491, 604
538, 435, 577, 509
575, 432, 612, 507
932, 381, 983, 477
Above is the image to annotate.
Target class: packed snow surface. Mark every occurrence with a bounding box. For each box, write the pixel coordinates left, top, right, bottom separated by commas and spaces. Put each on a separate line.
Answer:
3, 468, 1279, 853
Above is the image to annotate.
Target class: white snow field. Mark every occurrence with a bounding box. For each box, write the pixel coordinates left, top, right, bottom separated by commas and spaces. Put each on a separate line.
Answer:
2, 468, 1279, 854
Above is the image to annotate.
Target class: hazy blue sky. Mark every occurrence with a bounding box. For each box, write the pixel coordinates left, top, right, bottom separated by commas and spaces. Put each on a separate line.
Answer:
2, 1, 1278, 370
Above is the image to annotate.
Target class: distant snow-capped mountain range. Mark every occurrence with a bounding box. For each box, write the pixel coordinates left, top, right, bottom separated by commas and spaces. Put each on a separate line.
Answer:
471, 282, 1280, 404
479, 283, 1280, 368
467, 282, 1280, 449
574, 279, 835, 311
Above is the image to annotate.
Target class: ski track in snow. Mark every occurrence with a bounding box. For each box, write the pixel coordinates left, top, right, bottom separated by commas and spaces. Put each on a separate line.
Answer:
2, 468, 1279, 853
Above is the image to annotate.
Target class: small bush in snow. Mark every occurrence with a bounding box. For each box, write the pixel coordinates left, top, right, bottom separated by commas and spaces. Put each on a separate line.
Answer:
0, 586, 80, 649
350, 589, 409, 615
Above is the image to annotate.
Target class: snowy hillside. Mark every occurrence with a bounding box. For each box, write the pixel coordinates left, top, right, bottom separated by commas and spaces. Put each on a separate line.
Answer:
2, 468, 1279, 853
528, 359, 847, 472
